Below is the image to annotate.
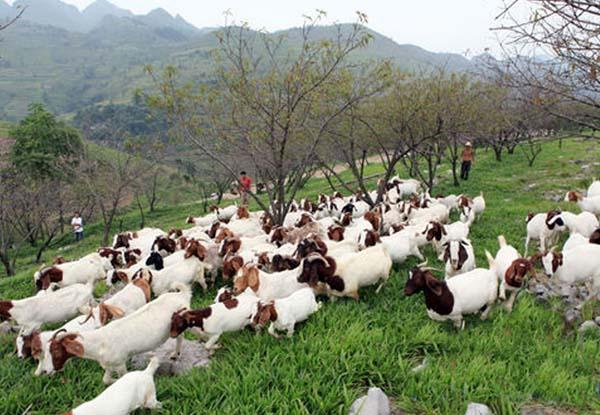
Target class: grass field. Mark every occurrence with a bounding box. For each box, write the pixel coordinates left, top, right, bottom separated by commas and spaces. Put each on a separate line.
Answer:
1, 138, 600, 414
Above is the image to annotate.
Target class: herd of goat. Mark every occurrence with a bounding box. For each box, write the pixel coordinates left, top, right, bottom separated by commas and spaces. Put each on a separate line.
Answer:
1, 176, 600, 414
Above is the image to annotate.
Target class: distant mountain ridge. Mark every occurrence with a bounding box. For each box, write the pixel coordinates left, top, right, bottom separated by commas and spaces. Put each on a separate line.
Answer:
0, 0, 480, 120
1, 0, 198, 33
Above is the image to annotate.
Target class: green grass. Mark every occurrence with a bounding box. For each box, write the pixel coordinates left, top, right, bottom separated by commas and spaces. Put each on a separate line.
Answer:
1, 139, 600, 414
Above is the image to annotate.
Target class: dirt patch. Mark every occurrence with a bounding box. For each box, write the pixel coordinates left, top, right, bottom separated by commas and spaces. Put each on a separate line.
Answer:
131, 338, 211, 376
520, 404, 578, 415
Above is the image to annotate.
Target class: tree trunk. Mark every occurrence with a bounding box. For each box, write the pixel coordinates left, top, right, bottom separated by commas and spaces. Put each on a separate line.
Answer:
451, 159, 459, 187
135, 194, 145, 229
35, 231, 58, 263
0, 251, 15, 277
493, 146, 502, 162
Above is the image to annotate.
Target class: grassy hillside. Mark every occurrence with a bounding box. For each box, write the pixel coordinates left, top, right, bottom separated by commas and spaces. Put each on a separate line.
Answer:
0, 138, 599, 414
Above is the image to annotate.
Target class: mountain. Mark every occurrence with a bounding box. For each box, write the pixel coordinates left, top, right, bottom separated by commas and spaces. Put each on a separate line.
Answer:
0, 0, 478, 120
15, 0, 86, 32
7, 0, 199, 33
137, 8, 198, 35
81, 0, 132, 29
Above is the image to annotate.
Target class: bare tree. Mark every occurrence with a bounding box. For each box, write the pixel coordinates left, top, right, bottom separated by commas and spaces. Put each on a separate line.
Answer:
81, 150, 142, 246
494, 0, 600, 134
147, 12, 387, 224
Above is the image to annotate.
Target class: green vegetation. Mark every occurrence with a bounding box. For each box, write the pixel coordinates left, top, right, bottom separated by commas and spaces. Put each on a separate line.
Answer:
9, 103, 83, 178
1, 138, 599, 414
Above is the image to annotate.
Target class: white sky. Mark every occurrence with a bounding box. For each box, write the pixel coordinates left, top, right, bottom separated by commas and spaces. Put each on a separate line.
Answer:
46, 0, 521, 55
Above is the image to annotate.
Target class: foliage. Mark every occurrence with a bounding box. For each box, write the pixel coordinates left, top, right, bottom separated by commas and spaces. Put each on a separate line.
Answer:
8, 103, 83, 179
73, 98, 169, 144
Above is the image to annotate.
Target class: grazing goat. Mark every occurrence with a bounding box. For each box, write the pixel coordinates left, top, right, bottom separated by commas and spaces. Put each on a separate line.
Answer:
170, 288, 259, 350
27, 279, 151, 376
233, 264, 307, 301
546, 211, 599, 238
41, 283, 191, 384
0, 282, 94, 334
404, 254, 498, 329
299, 245, 392, 300
34, 249, 117, 291
564, 191, 600, 217
540, 245, 600, 299
251, 288, 320, 338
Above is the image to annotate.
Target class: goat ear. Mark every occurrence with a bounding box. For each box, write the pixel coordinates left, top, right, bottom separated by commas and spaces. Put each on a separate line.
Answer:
247, 267, 260, 291
63, 338, 84, 357
425, 274, 443, 297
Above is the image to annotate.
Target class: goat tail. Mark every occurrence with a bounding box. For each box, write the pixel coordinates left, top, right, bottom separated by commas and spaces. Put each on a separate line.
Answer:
485, 250, 495, 269
145, 356, 161, 376
497, 235, 507, 249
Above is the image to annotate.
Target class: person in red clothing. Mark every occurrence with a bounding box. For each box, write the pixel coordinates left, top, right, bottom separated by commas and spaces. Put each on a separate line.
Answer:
238, 171, 253, 206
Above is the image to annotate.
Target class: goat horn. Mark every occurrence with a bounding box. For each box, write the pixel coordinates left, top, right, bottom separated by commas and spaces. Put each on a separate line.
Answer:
50, 328, 67, 341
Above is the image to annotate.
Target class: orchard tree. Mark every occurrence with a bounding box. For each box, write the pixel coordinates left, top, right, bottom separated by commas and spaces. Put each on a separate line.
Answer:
147, 12, 388, 224
494, 0, 600, 135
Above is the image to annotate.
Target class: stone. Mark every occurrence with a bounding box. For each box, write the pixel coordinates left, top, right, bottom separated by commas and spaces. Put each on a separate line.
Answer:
410, 357, 428, 373
578, 317, 600, 333
349, 387, 390, 415
131, 338, 211, 376
465, 403, 493, 415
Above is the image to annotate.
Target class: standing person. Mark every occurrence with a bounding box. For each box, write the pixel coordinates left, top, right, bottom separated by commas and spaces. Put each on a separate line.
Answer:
460, 142, 475, 181
71, 211, 84, 242
238, 171, 253, 206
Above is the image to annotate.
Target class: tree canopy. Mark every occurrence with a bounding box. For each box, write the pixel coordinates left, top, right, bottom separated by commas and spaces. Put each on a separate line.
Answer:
9, 103, 83, 178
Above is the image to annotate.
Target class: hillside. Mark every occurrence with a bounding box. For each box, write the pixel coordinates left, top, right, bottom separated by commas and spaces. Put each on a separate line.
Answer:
0, 0, 477, 120
0, 138, 598, 414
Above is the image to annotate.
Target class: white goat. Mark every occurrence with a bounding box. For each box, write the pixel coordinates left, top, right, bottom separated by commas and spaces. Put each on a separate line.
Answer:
540, 244, 600, 298
547, 211, 599, 238
170, 288, 259, 350
68, 357, 162, 415
442, 238, 476, 279
251, 288, 320, 338
404, 253, 498, 330
0, 282, 94, 335
41, 283, 191, 384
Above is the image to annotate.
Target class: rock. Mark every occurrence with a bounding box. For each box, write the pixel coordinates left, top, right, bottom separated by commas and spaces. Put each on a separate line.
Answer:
465, 403, 493, 415
578, 317, 600, 333
131, 338, 211, 376
563, 308, 582, 329
410, 357, 428, 373
349, 387, 390, 415
465, 403, 494, 415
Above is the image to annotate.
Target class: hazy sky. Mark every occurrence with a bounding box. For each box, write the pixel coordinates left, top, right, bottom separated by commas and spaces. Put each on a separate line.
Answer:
53, 0, 517, 55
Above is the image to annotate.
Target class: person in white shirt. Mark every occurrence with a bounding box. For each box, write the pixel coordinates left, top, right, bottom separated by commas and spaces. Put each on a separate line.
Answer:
71, 211, 84, 241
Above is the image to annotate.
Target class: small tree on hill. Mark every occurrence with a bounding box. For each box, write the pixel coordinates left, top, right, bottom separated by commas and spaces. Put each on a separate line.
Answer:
10, 103, 83, 179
